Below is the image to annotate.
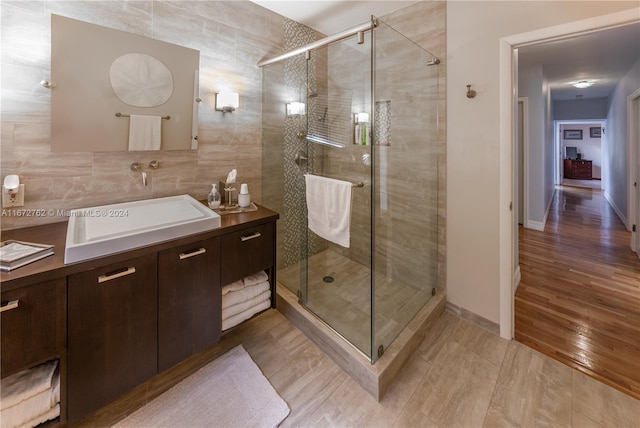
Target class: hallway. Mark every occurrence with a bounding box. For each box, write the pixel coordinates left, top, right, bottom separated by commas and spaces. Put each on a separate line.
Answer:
515, 185, 640, 400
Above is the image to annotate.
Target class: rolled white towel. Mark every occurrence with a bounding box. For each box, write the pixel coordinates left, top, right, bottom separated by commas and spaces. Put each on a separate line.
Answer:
243, 271, 268, 287
222, 299, 271, 331
222, 290, 271, 321
222, 281, 269, 309
222, 279, 244, 296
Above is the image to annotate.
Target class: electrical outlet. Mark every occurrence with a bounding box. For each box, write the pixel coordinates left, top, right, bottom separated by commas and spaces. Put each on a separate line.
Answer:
2, 184, 25, 207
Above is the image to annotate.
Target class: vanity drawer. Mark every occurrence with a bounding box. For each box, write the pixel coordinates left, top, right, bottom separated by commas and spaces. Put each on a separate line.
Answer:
220, 222, 274, 285
1, 278, 66, 377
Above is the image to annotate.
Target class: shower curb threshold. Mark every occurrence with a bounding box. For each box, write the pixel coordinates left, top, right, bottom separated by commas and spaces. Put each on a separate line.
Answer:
275, 283, 446, 401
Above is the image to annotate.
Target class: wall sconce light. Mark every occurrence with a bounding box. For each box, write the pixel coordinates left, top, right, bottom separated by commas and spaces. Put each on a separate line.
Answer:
354, 112, 369, 123
286, 102, 306, 116
215, 92, 239, 112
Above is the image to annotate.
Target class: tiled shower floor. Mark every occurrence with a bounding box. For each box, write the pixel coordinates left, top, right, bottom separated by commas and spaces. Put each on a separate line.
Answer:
277, 249, 433, 356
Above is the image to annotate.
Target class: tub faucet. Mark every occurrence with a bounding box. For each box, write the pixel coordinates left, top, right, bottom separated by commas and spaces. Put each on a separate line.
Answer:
130, 162, 147, 186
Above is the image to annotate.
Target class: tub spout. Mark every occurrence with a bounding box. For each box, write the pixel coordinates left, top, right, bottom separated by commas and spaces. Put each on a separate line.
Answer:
141, 171, 147, 186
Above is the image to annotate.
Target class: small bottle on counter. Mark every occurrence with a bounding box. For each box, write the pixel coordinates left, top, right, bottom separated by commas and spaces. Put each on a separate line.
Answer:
208, 183, 221, 209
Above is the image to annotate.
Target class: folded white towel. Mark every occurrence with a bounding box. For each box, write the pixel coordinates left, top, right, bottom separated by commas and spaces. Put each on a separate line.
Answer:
1, 361, 60, 428
222, 281, 270, 309
222, 290, 271, 320
1, 385, 57, 428
222, 279, 244, 296
1, 360, 57, 410
243, 271, 268, 287
304, 174, 353, 248
222, 299, 271, 331
128, 115, 161, 151
16, 403, 59, 428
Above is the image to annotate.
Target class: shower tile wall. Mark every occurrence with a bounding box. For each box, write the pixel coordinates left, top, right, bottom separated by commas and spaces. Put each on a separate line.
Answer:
379, 1, 447, 291
317, 16, 443, 290
1, 1, 285, 230
261, 19, 323, 272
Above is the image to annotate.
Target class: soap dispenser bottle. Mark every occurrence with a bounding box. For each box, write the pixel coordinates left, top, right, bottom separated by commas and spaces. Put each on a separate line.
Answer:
208, 183, 221, 209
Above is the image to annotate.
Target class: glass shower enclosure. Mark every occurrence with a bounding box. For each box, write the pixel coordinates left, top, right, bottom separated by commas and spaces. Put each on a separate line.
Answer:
261, 17, 439, 363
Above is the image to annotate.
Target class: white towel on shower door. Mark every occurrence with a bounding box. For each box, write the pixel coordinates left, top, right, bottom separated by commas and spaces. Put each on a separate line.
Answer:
304, 174, 353, 248
128, 115, 161, 151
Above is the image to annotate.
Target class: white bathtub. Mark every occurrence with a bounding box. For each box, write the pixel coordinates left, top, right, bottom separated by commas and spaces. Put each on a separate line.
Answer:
64, 195, 221, 264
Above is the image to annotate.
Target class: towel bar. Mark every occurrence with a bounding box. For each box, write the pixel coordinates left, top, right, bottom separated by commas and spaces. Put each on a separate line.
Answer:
115, 112, 170, 120
304, 174, 363, 188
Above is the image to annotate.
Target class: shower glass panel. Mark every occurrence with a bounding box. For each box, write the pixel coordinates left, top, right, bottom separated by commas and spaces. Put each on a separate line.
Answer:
261, 16, 439, 363
372, 19, 439, 358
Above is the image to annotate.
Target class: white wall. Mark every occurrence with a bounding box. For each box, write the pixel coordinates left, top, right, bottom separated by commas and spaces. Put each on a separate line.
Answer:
554, 98, 608, 120
518, 63, 555, 226
446, 1, 638, 325
605, 58, 640, 225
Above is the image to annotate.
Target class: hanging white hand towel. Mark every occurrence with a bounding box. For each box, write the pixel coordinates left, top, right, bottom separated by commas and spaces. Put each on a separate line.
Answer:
128, 115, 161, 151
304, 174, 353, 248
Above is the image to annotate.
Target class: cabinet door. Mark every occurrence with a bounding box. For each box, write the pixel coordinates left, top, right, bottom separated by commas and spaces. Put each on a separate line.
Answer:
1, 278, 66, 377
67, 253, 157, 422
158, 238, 221, 372
220, 222, 275, 286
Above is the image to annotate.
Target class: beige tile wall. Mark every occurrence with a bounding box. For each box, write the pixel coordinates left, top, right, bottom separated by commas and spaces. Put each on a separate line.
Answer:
1, 0, 285, 230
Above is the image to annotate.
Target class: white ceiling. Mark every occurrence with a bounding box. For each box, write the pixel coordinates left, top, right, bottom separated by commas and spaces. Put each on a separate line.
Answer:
250, 1, 417, 35
251, 1, 640, 101
518, 22, 640, 101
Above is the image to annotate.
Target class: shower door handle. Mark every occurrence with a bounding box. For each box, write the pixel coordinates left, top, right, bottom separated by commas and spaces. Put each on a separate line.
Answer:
295, 150, 308, 167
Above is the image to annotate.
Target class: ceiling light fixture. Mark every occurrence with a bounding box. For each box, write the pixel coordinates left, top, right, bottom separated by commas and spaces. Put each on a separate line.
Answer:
570, 79, 597, 89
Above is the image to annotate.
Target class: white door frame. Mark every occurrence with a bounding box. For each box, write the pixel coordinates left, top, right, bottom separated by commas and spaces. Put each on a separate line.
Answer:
498, 8, 640, 339
629, 89, 640, 256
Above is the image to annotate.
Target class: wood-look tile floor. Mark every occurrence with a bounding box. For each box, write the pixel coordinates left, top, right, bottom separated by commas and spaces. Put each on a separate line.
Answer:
516, 185, 640, 400
73, 308, 640, 428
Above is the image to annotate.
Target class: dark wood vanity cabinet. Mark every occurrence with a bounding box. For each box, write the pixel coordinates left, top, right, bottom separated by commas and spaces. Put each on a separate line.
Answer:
67, 253, 158, 422
1, 278, 66, 376
221, 221, 275, 286
158, 237, 221, 372
1, 204, 279, 425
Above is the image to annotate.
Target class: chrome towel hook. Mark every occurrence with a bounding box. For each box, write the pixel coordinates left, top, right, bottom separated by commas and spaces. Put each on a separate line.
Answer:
466, 84, 477, 99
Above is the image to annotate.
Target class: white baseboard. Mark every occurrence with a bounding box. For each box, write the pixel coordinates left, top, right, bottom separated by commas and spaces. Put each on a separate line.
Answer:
514, 265, 521, 292
525, 220, 545, 231
604, 190, 629, 230
524, 188, 556, 232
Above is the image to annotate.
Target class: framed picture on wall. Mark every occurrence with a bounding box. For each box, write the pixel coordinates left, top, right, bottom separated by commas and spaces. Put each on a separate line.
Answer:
590, 127, 602, 138
563, 129, 583, 140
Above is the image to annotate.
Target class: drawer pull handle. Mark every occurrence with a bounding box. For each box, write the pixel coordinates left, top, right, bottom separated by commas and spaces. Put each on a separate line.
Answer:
179, 247, 206, 260
240, 232, 261, 242
0, 300, 19, 313
98, 267, 136, 283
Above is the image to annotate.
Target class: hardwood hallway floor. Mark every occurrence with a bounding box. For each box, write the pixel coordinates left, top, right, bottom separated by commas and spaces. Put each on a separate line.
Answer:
515, 185, 640, 400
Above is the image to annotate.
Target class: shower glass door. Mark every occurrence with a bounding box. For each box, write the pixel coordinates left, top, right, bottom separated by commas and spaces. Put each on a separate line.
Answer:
299, 27, 374, 359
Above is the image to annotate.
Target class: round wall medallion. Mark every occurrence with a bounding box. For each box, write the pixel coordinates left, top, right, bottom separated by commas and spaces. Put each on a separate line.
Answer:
109, 53, 173, 107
